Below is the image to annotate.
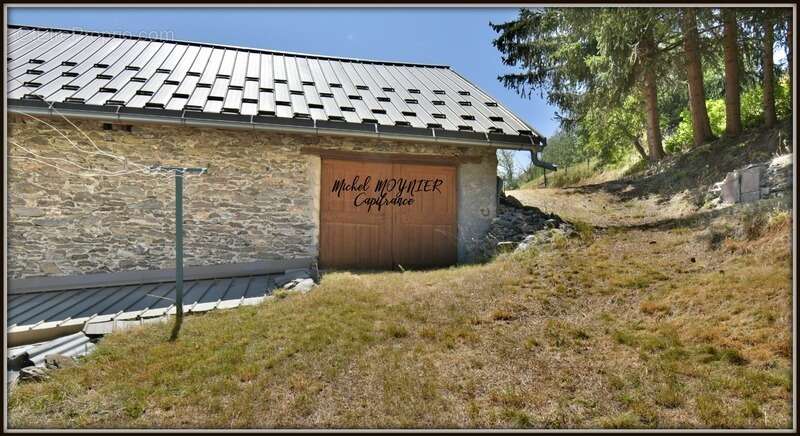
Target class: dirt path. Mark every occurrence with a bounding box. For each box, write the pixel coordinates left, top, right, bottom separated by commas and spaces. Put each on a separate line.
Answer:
508, 184, 699, 228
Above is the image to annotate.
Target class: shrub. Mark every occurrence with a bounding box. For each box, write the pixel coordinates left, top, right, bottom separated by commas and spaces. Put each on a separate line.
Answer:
664, 76, 791, 152
741, 207, 770, 240
384, 323, 409, 338
572, 220, 594, 241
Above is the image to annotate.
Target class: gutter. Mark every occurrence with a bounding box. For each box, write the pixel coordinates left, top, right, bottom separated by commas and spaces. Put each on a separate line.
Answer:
529, 137, 558, 171
7, 99, 545, 152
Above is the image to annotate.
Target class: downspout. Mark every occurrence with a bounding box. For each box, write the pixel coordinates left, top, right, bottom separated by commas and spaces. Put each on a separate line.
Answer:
529, 136, 558, 171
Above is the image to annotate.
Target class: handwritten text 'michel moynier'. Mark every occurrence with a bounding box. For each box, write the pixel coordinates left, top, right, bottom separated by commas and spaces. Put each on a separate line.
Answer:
331, 175, 444, 212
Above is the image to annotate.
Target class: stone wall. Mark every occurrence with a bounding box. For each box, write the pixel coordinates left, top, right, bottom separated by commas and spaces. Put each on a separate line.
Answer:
8, 114, 497, 279
457, 156, 498, 261
706, 153, 793, 207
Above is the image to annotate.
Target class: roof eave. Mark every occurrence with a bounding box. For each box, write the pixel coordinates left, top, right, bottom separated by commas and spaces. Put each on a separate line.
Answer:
7, 100, 544, 151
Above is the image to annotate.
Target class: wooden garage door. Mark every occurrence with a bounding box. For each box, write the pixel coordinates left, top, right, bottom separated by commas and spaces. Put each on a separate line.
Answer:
320, 158, 457, 270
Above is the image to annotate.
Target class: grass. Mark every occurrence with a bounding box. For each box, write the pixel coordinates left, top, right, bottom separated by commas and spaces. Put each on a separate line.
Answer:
8, 202, 792, 429
520, 160, 601, 189
521, 155, 641, 190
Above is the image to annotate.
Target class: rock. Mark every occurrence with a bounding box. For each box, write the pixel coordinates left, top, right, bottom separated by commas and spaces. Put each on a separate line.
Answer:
282, 277, 316, 293
500, 194, 524, 209
709, 154, 792, 207
496, 241, 518, 253
130, 199, 163, 210
19, 366, 50, 382
7, 371, 20, 388
274, 268, 312, 287
292, 278, 316, 293
27, 135, 50, 146
39, 261, 63, 275
560, 224, 578, 238
32, 217, 73, 227
118, 185, 146, 197
13, 207, 45, 217
72, 191, 94, 203
515, 234, 537, 252
44, 354, 76, 370
132, 243, 150, 255
477, 195, 571, 260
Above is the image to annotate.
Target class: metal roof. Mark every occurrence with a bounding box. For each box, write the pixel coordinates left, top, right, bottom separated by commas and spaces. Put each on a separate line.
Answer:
7, 332, 97, 387
8, 332, 96, 369
8, 273, 280, 343
6, 24, 543, 146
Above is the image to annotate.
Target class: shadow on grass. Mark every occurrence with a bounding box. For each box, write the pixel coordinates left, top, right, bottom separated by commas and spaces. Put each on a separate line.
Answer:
569, 122, 791, 206
595, 206, 736, 232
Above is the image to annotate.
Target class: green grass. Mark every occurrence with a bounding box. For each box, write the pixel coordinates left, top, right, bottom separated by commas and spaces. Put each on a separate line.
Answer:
521, 160, 601, 189
8, 205, 793, 429
520, 155, 641, 189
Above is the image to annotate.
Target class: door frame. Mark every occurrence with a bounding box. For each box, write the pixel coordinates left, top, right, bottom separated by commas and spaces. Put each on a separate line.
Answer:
316, 152, 460, 269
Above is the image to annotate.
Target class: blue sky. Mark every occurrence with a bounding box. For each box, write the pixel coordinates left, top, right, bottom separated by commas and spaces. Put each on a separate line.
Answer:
8, 7, 559, 171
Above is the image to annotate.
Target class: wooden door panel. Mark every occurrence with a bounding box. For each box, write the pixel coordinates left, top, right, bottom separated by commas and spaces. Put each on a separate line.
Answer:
321, 159, 391, 225
391, 164, 457, 268
319, 159, 393, 269
320, 222, 390, 269
320, 158, 457, 270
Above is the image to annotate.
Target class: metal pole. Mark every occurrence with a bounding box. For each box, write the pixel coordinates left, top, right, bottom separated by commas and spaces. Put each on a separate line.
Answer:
176, 169, 183, 316
170, 170, 184, 341
150, 165, 205, 341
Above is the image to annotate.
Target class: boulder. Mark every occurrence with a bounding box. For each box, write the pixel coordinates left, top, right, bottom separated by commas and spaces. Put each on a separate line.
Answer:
476, 194, 572, 260
708, 154, 792, 208
19, 366, 50, 382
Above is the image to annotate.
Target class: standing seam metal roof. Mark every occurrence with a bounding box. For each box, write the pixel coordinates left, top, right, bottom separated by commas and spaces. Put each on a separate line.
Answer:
7, 24, 542, 142
8, 273, 279, 337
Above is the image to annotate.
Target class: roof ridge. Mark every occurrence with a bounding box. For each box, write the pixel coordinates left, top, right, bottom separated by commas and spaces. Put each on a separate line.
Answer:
8, 23, 452, 69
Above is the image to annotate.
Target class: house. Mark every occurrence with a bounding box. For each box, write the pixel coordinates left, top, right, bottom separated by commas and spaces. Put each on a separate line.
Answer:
7, 24, 547, 280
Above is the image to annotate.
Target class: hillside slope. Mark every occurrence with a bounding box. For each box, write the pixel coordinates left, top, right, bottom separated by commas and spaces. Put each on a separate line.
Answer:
8, 127, 794, 429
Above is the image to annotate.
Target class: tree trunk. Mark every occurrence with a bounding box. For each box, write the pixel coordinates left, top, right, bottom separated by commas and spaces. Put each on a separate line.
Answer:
681, 8, 714, 146
762, 15, 777, 128
682, 8, 715, 146
641, 31, 665, 162
788, 13, 793, 92
722, 9, 742, 136
632, 136, 648, 161
642, 72, 664, 161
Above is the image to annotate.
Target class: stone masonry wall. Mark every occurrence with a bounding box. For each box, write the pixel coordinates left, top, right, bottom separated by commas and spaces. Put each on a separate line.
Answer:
457, 155, 498, 261
8, 114, 496, 279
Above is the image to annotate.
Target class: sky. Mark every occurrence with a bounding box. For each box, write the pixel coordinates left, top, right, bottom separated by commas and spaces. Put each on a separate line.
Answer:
8, 7, 561, 171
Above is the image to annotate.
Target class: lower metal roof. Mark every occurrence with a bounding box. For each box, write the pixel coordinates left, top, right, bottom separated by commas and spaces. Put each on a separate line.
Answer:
8, 274, 278, 338
7, 260, 310, 346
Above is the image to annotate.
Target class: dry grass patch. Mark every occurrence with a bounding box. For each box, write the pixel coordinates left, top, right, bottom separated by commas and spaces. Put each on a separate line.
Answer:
8, 210, 792, 429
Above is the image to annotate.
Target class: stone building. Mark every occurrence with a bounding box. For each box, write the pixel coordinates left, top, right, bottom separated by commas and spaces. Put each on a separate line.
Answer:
7, 25, 549, 281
